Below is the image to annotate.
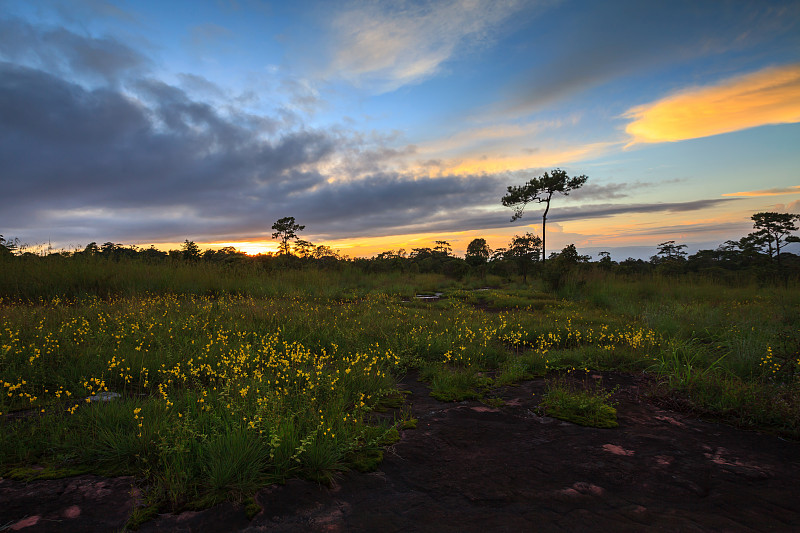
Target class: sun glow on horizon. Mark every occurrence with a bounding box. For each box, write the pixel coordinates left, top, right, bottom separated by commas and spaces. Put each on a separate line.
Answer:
207, 241, 279, 255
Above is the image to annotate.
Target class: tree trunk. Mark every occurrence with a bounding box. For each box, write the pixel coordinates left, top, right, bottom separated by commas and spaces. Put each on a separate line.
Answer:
541, 193, 553, 263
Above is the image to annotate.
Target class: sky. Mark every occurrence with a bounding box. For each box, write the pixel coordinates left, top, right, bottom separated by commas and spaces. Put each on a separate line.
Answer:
1, 0, 799, 260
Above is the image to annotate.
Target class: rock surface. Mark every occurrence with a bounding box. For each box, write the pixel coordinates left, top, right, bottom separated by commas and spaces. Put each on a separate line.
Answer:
0, 475, 137, 532
2, 372, 799, 532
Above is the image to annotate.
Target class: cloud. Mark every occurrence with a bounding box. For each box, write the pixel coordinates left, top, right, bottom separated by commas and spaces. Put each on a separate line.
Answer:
0, 58, 503, 245
279, 77, 323, 114
305, 196, 739, 241
723, 185, 800, 197
600, 220, 751, 239
3, 57, 718, 247
625, 63, 800, 144
423, 142, 615, 175
404, 114, 614, 175
177, 73, 227, 99
326, 0, 529, 92
564, 181, 652, 201
540, 198, 739, 223
502, 0, 800, 114
773, 200, 800, 213
0, 17, 150, 84
0, 11, 767, 252
416, 116, 578, 156
0, 62, 336, 234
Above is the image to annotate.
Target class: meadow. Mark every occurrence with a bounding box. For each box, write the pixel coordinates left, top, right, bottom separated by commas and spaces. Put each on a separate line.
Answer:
1, 257, 798, 524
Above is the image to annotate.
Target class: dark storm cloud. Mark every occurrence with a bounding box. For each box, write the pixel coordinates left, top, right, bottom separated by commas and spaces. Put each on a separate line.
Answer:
0, 48, 497, 244
0, 62, 334, 232
277, 172, 503, 237
504, 0, 800, 113
546, 198, 739, 222
0, 17, 149, 83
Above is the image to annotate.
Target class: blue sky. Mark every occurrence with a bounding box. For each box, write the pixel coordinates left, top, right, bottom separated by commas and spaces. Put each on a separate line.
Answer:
1, 0, 799, 258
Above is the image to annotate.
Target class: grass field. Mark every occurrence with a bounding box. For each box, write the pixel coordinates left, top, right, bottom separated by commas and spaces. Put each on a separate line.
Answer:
1, 258, 798, 521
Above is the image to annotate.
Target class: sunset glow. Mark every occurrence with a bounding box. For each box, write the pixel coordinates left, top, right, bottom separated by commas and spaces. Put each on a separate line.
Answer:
209, 242, 279, 256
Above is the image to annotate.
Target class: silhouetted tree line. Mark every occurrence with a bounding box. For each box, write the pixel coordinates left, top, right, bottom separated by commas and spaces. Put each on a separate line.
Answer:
1, 212, 799, 282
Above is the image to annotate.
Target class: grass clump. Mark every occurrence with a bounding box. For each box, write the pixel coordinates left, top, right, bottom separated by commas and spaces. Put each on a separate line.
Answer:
244, 496, 262, 520
344, 425, 399, 473
540, 377, 619, 428
422, 366, 491, 402
399, 418, 417, 430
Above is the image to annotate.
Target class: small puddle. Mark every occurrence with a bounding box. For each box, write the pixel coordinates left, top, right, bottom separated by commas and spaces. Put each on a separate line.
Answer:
415, 292, 443, 302
88, 391, 121, 402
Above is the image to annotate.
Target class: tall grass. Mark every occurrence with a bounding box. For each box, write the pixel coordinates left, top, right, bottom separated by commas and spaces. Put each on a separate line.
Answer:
1, 260, 798, 519
0, 256, 465, 300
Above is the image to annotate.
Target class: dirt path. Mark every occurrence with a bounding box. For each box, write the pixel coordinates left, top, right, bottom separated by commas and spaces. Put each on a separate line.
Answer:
2, 373, 799, 532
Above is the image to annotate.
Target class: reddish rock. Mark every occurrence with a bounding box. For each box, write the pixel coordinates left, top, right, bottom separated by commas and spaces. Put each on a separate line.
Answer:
0, 475, 135, 532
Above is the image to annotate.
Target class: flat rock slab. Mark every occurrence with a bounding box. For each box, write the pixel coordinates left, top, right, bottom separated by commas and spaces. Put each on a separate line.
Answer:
239, 373, 800, 532
0, 475, 137, 532
2, 373, 799, 532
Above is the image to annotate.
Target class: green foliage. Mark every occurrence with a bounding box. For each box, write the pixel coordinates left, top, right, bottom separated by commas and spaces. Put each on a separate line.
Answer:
201, 429, 270, 501
244, 496, 262, 520
344, 426, 399, 473
424, 366, 491, 402
182, 240, 201, 261
1, 263, 799, 526
495, 352, 547, 386
271, 216, 305, 256
505, 233, 542, 283
0, 234, 20, 258
540, 377, 619, 428
502, 169, 589, 223
399, 418, 418, 430
465, 238, 490, 267
652, 240, 688, 263
542, 244, 589, 292
502, 168, 588, 260
750, 211, 800, 264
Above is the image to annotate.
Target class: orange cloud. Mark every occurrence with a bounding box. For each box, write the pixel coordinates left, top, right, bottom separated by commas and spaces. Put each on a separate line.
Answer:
417, 142, 614, 176
624, 63, 800, 144
723, 185, 800, 197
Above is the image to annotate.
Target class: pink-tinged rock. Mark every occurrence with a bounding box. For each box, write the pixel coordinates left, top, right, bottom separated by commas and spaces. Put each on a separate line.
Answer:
10, 515, 40, 530
655, 414, 685, 427
572, 482, 605, 496
602, 443, 635, 456
62, 505, 81, 518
